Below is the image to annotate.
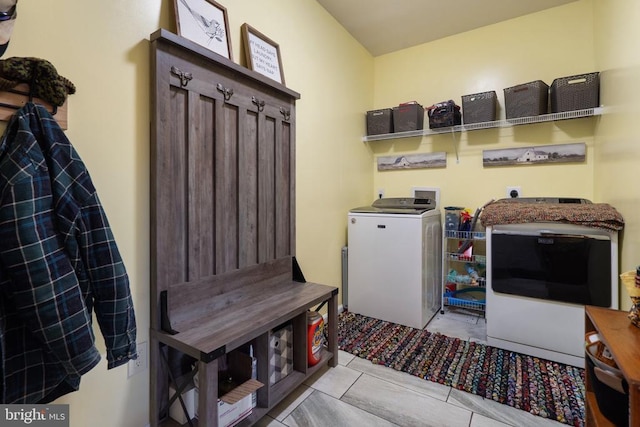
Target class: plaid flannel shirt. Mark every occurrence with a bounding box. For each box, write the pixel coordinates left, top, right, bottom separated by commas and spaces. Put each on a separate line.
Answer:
0, 103, 137, 403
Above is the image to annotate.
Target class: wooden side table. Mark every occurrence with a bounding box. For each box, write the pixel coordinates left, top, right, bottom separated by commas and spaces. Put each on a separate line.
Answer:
585, 305, 640, 426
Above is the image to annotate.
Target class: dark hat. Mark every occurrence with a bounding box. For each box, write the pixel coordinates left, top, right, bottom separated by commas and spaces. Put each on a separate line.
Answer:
0, 57, 76, 106
0, 0, 17, 57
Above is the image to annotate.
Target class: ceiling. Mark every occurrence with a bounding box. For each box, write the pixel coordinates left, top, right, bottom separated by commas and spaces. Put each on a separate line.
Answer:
316, 0, 578, 56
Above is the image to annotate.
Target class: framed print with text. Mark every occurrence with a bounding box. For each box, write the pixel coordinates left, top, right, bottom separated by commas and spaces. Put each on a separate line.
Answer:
241, 23, 285, 84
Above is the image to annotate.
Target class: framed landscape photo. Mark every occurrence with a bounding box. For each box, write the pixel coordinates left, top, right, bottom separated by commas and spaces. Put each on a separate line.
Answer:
174, 0, 232, 59
241, 23, 285, 84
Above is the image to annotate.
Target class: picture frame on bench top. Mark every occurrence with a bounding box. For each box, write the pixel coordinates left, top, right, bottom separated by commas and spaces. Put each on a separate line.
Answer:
174, 0, 232, 60
241, 23, 285, 84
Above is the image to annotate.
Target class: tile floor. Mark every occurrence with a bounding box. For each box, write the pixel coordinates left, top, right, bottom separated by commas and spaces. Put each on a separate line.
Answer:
255, 307, 567, 427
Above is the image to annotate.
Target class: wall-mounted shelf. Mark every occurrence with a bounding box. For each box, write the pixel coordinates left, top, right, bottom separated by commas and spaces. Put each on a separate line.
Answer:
362, 107, 602, 142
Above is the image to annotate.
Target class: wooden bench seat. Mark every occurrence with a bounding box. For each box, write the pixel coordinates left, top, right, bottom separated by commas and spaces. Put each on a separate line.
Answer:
154, 257, 338, 362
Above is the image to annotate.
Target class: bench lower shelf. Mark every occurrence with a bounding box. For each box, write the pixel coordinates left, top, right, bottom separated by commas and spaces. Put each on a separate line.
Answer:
152, 282, 339, 427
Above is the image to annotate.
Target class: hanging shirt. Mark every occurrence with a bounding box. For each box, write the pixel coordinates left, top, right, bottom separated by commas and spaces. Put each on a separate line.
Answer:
0, 102, 137, 403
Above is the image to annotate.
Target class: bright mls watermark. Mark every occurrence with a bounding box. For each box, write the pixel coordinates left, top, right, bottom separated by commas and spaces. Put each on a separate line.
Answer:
0, 405, 69, 426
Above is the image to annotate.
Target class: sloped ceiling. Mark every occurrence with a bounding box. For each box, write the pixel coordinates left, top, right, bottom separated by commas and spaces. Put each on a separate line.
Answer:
316, 0, 578, 56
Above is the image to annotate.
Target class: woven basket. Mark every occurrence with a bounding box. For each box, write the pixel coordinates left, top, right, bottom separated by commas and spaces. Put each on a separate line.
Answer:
366, 108, 394, 135
504, 80, 549, 119
550, 72, 599, 113
393, 102, 424, 132
462, 91, 497, 124
585, 331, 618, 369
620, 270, 640, 328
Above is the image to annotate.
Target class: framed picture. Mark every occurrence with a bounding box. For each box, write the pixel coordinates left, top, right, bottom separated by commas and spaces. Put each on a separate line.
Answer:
482, 142, 586, 167
174, 0, 232, 59
377, 152, 447, 171
241, 23, 285, 84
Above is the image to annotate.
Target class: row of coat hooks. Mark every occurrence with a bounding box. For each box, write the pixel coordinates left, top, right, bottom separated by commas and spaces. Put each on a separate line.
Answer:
0, 83, 68, 129
0, 82, 58, 114
0, 57, 73, 129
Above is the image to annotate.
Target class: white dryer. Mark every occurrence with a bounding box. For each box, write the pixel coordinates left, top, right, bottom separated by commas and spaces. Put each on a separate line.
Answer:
486, 197, 619, 367
348, 198, 442, 329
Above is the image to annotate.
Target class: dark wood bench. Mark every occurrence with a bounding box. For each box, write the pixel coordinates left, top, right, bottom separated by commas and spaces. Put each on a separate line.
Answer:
151, 256, 338, 426
149, 30, 338, 427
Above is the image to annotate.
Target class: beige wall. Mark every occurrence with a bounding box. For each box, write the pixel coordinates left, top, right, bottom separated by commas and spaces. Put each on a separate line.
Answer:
370, 0, 597, 211
6, 2, 167, 426
369, 0, 638, 308
3, 1, 371, 426
222, 1, 374, 298
593, 0, 640, 310
2, 0, 638, 425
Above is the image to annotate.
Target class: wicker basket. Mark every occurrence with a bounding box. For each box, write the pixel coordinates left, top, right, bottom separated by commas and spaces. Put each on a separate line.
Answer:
461, 91, 497, 124
585, 331, 618, 369
366, 108, 394, 135
392, 102, 424, 132
550, 72, 599, 113
504, 80, 549, 119
620, 270, 640, 328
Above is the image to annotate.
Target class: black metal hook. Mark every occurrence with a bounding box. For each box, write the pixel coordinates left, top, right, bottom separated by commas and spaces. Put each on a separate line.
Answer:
25, 75, 57, 115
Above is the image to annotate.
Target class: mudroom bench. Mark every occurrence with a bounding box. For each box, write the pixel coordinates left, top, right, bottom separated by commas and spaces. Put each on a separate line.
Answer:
151, 257, 338, 427
149, 29, 338, 426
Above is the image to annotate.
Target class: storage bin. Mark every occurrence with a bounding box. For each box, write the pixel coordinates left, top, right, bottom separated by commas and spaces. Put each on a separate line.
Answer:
188, 351, 264, 427
269, 323, 293, 385
585, 331, 629, 426
427, 100, 461, 129
504, 80, 549, 119
550, 72, 599, 113
461, 91, 497, 124
444, 206, 463, 231
366, 108, 394, 135
586, 356, 629, 427
392, 102, 424, 132
444, 288, 486, 311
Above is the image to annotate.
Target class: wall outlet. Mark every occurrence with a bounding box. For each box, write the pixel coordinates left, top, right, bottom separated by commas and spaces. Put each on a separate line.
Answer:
128, 341, 147, 378
377, 188, 385, 199
506, 186, 521, 198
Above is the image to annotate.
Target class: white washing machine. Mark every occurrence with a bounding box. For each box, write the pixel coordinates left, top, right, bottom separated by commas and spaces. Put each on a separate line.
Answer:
347, 197, 442, 329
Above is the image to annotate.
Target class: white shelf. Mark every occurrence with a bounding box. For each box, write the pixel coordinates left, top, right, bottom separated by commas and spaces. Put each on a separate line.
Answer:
363, 107, 603, 142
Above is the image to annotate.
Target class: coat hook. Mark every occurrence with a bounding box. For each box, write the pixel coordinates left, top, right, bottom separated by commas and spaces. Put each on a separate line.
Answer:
170, 66, 192, 87
216, 83, 234, 101
252, 96, 265, 112
28, 74, 35, 102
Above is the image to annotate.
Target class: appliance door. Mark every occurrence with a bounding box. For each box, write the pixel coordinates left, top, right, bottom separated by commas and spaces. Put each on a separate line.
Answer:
490, 224, 613, 307
347, 213, 425, 328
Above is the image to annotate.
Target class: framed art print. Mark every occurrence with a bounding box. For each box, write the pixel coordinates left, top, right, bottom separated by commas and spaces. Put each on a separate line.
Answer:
241, 23, 285, 84
174, 0, 232, 59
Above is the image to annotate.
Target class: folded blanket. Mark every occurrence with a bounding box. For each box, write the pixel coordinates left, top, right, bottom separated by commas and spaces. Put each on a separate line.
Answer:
480, 200, 624, 231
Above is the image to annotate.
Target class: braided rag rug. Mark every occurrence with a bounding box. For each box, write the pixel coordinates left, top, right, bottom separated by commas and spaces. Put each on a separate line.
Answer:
337, 311, 585, 427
